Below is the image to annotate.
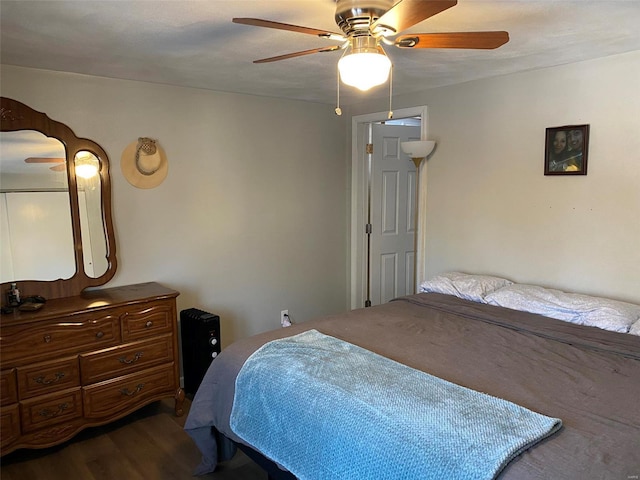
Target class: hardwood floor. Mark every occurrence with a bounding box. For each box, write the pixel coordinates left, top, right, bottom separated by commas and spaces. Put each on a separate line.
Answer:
0, 398, 267, 480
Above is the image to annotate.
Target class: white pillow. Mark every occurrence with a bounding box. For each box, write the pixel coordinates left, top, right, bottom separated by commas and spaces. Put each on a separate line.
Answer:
419, 272, 513, 303
485, 284, 640, 333
629, 319, 640, 336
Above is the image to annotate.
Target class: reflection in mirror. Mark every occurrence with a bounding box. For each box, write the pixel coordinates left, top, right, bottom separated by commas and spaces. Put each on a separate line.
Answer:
0, 131, 76, 282
75, 151, 108, 278
75, 151, 99, 179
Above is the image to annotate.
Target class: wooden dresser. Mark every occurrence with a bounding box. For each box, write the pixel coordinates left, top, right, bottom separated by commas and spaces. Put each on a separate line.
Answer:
0, 282, 184, 455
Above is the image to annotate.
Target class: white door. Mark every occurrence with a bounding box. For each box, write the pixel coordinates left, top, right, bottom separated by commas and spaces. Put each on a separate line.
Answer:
369, 124, 420, 305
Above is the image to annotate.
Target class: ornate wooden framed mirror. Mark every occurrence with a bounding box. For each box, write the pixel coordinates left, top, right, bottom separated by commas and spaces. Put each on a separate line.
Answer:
0, 97, 117, 300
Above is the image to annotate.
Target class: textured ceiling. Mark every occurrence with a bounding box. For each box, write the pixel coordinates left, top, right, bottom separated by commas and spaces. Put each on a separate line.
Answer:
1, 1, 640, 106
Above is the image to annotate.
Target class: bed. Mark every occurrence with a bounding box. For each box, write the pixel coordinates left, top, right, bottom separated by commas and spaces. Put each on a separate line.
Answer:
185, 274, 640, 479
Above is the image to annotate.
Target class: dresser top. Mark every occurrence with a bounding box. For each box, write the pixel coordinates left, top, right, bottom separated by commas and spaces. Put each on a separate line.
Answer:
0, 282, 179, 327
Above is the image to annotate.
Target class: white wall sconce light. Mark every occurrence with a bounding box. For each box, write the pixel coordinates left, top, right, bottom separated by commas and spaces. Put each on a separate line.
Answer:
401, 139, 436, 291
401, 140, 436, 168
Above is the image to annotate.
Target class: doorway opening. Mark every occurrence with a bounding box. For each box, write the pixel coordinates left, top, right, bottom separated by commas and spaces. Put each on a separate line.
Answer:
350, 106, 429, 309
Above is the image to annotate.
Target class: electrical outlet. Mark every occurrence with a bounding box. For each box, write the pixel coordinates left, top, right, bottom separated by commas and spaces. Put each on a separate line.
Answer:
280, 309, 291, 327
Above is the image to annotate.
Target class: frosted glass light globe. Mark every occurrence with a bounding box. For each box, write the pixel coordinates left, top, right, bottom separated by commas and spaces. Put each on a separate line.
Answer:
338, 52, 391, 91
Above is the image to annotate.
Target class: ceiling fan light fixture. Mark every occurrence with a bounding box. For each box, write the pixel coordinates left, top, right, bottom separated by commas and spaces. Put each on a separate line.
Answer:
75, 151, 99, 179
338, 37, 391, 91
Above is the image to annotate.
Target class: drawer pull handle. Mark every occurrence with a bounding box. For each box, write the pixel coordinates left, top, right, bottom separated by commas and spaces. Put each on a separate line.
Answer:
120, 383, 145, 397
145, 320, 153, 328
34, 372, 66, 385
43, 334, 52, 343
95, 331, 104, 339
118, 351, 144, 365
38, 403, 69, 418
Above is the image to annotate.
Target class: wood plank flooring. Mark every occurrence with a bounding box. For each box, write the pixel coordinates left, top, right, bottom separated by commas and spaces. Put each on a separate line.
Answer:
0, 398, 267, 480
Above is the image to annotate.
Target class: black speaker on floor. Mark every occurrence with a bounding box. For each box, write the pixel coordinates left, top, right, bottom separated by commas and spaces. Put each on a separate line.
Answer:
180, 308, 221, 395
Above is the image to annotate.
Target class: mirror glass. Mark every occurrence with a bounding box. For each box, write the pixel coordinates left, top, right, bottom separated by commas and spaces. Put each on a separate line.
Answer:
74, 150, 108, 278
0, 130, 76, 282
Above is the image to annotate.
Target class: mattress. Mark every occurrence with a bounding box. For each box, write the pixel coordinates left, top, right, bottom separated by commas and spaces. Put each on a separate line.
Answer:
185, 292, 640, 479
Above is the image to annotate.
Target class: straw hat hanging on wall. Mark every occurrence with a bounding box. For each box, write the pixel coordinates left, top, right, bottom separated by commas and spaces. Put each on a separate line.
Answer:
121, 137, 168, 189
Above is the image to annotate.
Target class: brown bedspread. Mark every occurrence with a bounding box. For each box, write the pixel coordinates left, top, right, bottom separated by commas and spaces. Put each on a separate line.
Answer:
185, 293, 640, 479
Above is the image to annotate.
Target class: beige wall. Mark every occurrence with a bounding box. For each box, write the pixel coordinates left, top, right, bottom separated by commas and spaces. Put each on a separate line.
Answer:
1, 66, 350, 344
348, 51, 640, 303
3, 48, 638, 345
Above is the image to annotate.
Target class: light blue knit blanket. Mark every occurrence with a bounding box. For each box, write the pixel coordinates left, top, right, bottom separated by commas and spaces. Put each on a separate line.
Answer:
230, 330, 561, 480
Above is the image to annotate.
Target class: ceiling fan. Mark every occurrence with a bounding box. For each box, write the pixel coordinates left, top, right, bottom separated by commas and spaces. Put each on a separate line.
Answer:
24, 156, 66, 172
24, 155, 98, 177
233, 0, 509, 92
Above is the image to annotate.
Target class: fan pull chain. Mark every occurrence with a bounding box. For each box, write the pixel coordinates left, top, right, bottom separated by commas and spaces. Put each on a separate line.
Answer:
388, 64, 393, 120
335, 64, 342, 116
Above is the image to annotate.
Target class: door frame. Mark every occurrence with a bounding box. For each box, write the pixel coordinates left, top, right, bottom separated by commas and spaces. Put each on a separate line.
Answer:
350, 105, 430, 309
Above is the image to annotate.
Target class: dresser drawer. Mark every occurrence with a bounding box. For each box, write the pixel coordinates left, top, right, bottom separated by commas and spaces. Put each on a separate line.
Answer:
1, 313, 121, 365
17, 357, 80, 400
1, 369, 18, 406
79, 334, 174, 385
0, 404, 20, 448
121, 302, 174, 341
20, 388, 83, 433
83, 364, 175, 419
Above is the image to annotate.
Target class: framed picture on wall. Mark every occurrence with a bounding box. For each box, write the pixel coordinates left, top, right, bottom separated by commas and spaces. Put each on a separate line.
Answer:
544, 124, 589, 175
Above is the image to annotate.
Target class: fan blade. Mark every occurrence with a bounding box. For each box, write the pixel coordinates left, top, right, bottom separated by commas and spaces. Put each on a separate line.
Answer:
395, 31, 509, 49
50, 164, 66, 172
371, 0, 457, 36
254, 45, 343, 64
233, 18, 345, 41
24, 157, 65, 164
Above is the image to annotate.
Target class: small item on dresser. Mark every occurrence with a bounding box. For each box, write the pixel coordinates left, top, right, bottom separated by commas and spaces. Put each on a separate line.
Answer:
6, 282, 21, 307
18, 302, 44, 312
23, 295, 47, 304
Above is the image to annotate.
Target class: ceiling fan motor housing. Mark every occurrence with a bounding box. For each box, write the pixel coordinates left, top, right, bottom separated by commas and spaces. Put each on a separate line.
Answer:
349, 36, 381, 55
335, 0, 394, 37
